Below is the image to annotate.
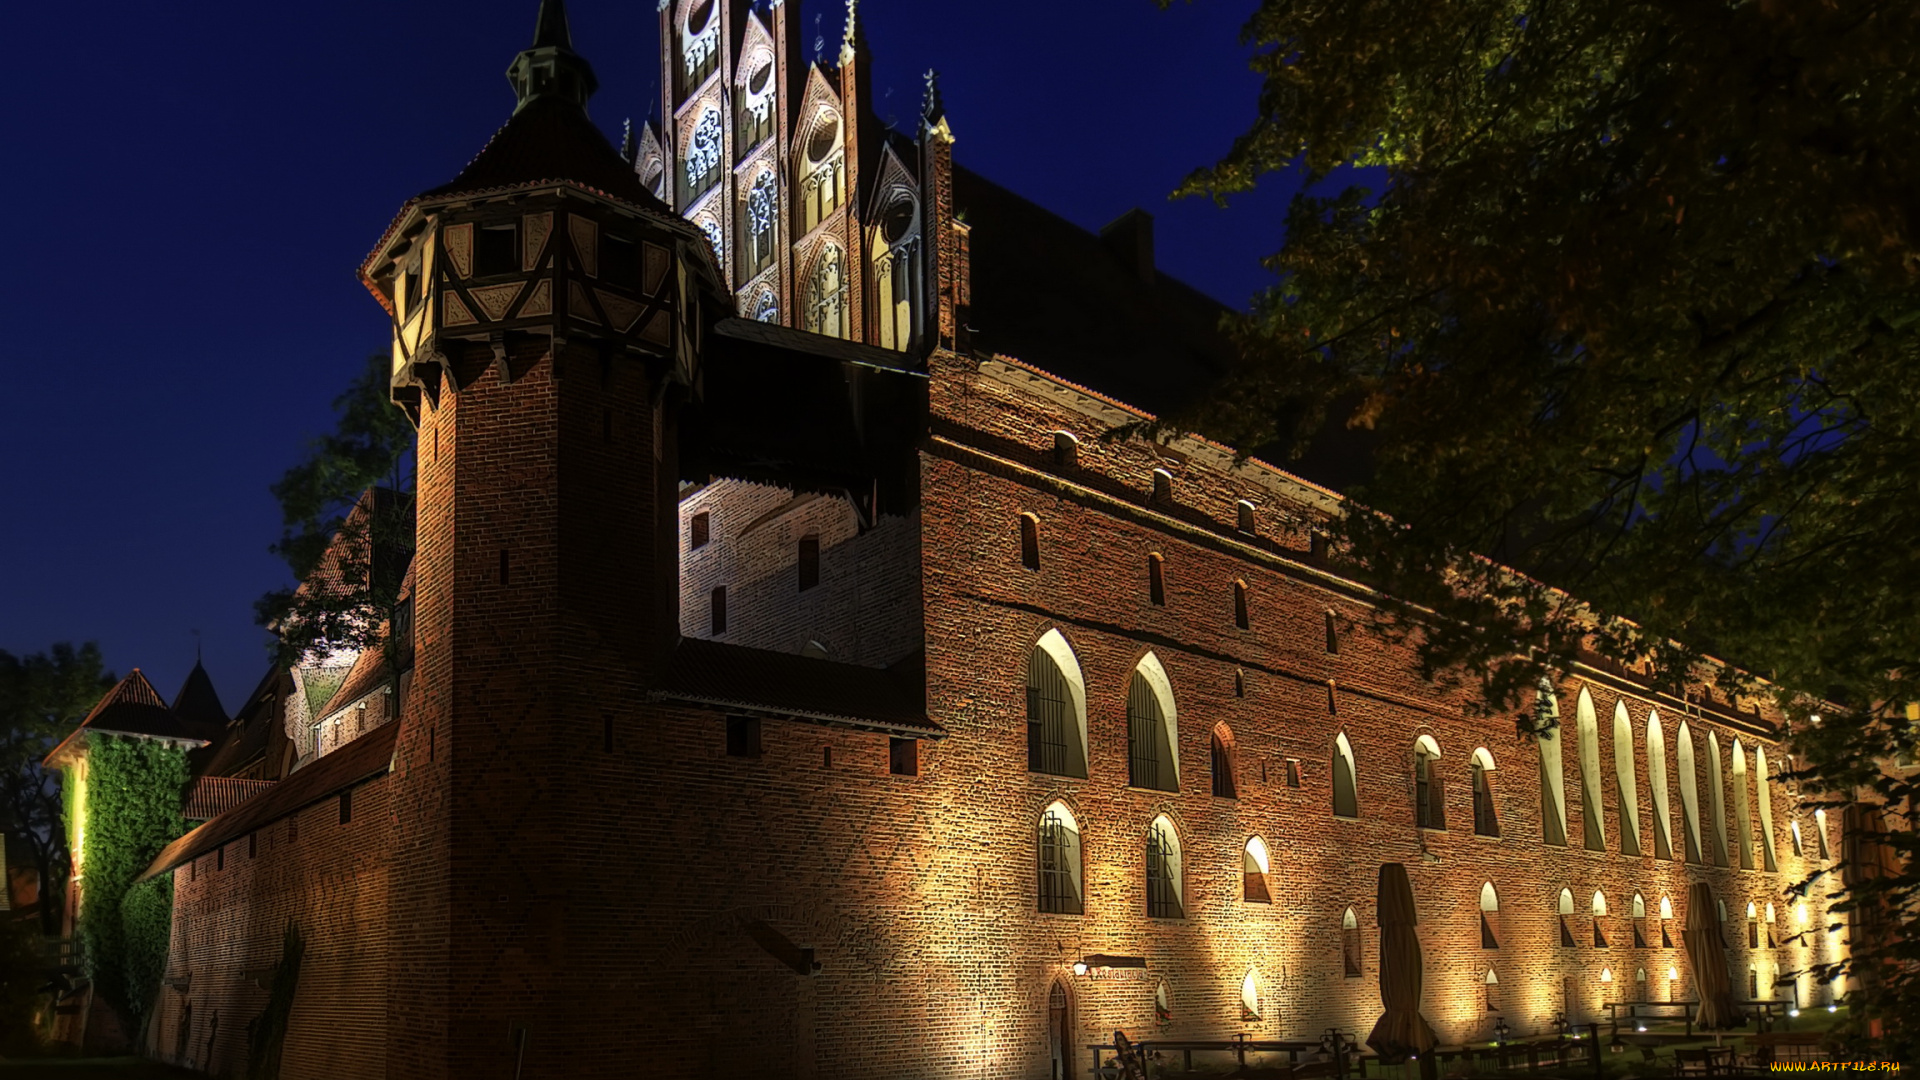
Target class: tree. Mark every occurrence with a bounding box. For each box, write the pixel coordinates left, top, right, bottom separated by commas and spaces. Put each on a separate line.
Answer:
1164, 0, 1919, 1049
0, 643, 115, 936
256, 352, 415, 677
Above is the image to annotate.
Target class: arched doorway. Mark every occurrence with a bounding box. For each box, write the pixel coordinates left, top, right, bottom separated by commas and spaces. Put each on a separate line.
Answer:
1048, 980, 1072, 1080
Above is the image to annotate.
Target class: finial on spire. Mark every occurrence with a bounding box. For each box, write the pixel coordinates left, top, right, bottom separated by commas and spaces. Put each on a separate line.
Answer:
507, 0, 600, 114
921, 69, 945, 127
813, 14, 824, 63
621, 117, 635, 163
838, 0, 860, 66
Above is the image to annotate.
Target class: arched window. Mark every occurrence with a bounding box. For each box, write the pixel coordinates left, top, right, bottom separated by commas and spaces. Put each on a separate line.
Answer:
1648, 711, 1674, 860
1147, 553, 1166, 606
1613, 699, 1641, 855
1154, 980, 1171, 1024
1236, 500, 1256, 534
1127, 654, 1179, 791
1414, 735, 1446, 830
1238, 836, 1274, 904
803, 241, 849, 338
1241, 968, 1262, 1020
1764, 902, 1777, 947
679, 0, 719, 90
750, 288, 778, 324
1341, 907, 1362, 976
740, 170, 779, 281
798, 110, 844, 231
872, 190, 920, 351
1707, 732, 1731, 866
1480, 882, 1501, 948
1575, 688, 1606, 851
734, 53, 775, 156
1558, 888, 1577, 947
1026, 630, 1089, 778
1636, 968, 1648, 1000
1037, 802, 1083, 915
1332, 732, 1359, 818
1731, 737, 1754, 869
1660, 896, 1675, 948
1151, 468, 1173, 503
1211, 725, 1237, 799
1790, 816, 1805, 857
1537, 679, 1568, 846
1019, 513, 1040, 571
1324, 610, 1339, 654
1755, 747, 1779, 872
1052, 431, 1079, 468
683, 106, 723, 203
1484, 968, 1500, 1012
1232, 580, 1249, 630
1145, 815, 1184, 918
1592, 891, 1611, 947
1632, 893, 1648, 946
1471, 747, 1500, 836
1813, 808, 1830, 860
1746, 901, 1760, 948
1676, 720, 1704, 863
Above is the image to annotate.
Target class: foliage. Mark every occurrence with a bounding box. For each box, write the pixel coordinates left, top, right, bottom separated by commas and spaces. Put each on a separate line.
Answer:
254, 351, 415, 675
79, 734, 188, 1041
244, 921, 304, 1080
0, 914, 49, 1056
0, 643, 116, 935
1163, 0, 1919, 1052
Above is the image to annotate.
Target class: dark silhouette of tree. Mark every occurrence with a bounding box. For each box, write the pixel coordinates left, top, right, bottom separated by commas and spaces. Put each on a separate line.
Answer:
0, 643, 115, 935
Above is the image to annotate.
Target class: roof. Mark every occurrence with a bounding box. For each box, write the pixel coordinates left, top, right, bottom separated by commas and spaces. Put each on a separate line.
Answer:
319, 640, 396, 722
45, 669, 207, 768
194, 665, 284, 780
139, 721, 398, 883
184, 776, 276, 822
423, 93, 669, 213
169, 661, 229, 742
652, 638, 940, 737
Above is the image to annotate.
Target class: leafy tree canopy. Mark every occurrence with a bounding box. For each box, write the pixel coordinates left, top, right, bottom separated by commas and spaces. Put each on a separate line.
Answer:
0, 643, 115, 935
1166, 0, 1918, 1047
255, 352, 415, 670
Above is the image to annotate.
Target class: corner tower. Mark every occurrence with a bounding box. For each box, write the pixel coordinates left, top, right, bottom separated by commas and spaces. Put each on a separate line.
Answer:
359, 3, 729, 1075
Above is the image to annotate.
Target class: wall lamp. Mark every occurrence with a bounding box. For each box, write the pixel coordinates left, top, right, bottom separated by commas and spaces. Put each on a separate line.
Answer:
1073, 955, 1146, 979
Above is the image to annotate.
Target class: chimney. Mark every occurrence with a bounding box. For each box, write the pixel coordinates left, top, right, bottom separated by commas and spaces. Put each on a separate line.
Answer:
1100, 208, 1155, 285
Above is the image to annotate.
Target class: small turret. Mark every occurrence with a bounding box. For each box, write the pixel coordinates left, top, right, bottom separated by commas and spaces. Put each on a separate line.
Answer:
507, 0, 600, 114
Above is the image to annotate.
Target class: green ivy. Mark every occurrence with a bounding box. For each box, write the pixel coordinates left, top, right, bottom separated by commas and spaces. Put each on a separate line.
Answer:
80, 733, 188, 1040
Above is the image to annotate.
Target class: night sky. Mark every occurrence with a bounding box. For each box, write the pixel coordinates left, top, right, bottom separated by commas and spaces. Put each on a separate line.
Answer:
2, 0, 1310, 711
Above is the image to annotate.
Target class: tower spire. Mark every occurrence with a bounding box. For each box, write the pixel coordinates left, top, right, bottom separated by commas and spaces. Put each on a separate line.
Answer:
507, 0, 600, 114
838, 0, 860, 66
921, 69, 945, 128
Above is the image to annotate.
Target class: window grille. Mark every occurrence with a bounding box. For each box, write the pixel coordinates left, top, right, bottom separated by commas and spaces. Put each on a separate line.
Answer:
1128, 673, 1173, 791
1472, 764, 1499, 836
1038, 809, 1081, 915
1026, 648, 1084, 777
1146, 821, 1182, 918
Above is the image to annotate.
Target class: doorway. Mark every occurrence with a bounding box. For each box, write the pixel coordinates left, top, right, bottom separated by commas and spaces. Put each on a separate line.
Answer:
1048, 980, 1072, 1080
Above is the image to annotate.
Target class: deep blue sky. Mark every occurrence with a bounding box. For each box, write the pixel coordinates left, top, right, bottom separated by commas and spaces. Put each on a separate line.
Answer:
1, 0, 1307, 711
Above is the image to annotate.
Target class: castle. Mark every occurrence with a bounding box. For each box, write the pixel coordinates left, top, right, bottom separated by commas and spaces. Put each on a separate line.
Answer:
46, 1, 1841, 1076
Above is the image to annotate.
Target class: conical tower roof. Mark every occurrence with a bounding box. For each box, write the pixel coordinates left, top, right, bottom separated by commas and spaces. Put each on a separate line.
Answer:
170, 660, 230, 742
44, 669, 207, 768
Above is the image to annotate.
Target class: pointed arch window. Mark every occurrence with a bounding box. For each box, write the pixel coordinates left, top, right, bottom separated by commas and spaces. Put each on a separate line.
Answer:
1211, 725, 1237, 799
1240, 968, 1262, 1021
1746, 901, 1760, 948
1612, 700, 1641, 855
750, 288, 779, 324
1731, 737, 1755, 869
1575, 688, 1606, 851
1755, 747, 1780, 872
1471, 747, 1500, 836
1558, 888, 1577, 947
1126, 655, 1179, 792
683, 106, 723, 204
1480, 882, 1501, 949
1026, 630, 1088, 778
799, 111, 845, 231
1707, 732, 1731, 866
873, 190, 920, 351
1813, 808, 1830, 860
1764, 902, 1777, 947
1484, 968, 1500, 1012
679, 0, 719, 91
735, 56, 775, 155
1243, 836, 1272, 903
1037, 802, 1083, 915
1341, 907, 1362, 976
1332, 732, 1359, 818
1660, 896, 1675, 948
803, 242, 849, 339
1648, 711, 1674, 860
1414, 735, 1446, 830
1789, 817, 1805, 857
1677, 720, 1704, 863
1592, 891, 1611, 948
1632, 893, 1648, 947
740, 170, 779, 280
1154, 980, 1171, 1024
1145, 815, 1184, 919
1537, 680, 1568, 847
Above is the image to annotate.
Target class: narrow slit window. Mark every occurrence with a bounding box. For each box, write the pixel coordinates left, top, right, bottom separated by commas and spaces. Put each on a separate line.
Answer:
339, 790, 353, 824
797, 534, 820, 591
1147, 554, 1165, 606
1019, 514, 1040, 571
1342, 908, 1362, 976
1480, 882, 1500, 949
1471, 748, 1500, 837
1285, 759, 1301, 788
1211, 726, 1237, 799
1559, 889, 1577, 948
499, 549, 511, 586
1485, 969, 1500, 1012
1332, 733, 1359, 818
1233, 580, 1249, 629
710, 586, 727, 634
1243, 837, 1271, 903
1324, 610, 1339, 654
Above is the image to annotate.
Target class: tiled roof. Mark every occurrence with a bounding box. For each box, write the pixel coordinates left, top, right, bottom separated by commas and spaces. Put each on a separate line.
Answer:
138, 721, 398, 883
714, 318, 923, 375
318, 642, 392, 722
195, 665, 284, 780
169, 661, 229, 742
653, 638, 940, 737
184, 776, 276, 822
44, 669, 206, 768
423, 94, 670, 213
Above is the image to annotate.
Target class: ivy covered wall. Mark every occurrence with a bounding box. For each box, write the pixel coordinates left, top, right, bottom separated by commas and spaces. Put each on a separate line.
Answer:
79, 734, 188, 1040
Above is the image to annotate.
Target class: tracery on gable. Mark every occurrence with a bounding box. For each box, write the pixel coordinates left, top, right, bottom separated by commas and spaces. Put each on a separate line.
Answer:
735, 42, 775, 158
797, 107, 845, 233
803, 240, 848, 338
683, 105, 725, 205
869, 169, 920, 352
750, 287, 779, 323
679, 0, 720, 93
739, 169, 779, 282
693, 214, 723, 263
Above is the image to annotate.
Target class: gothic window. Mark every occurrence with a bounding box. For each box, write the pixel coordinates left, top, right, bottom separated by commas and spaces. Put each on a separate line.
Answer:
1593, 891, 1610, 947
696, 217, 723, 262
1145, 815, 1183, 919
680, 0, 719, 93
873, 192, 919, 352
1243, 836, 1272, 903
1790, 816, 1805, 857
683, 107, 723, 204
1236, 500, 1256, 534
1342, 907, 1363, 976
1660, 896, 1675, 948
1707, 732, 1731, 866
1480, 882, 1500, 948
1414, 735, 1445, 830
803, 242, 848, 338
1037, 802, 1082, 915
1537, 679, 1569, 846
800, 112, 844, 231
1648, 710, 1675, 860
1731, 737, 1755, 869
1485, 969, 1500, 1012
1558, 888, 1577, 947
1612, 699, 1641, 856
1632, 893, 1648, 947
1332, 732, 1359, 818
1575, 688, 1606, 851
1814, 808, 1830, 860
741, 171, 779, 281
735, 57, 774, 157
1026, 630, 1089, 779
1471, 747, 1500, 837
1677, 719, 1704, 862
751, 288, 778, 324
1755, 746, 1780, 872
1764, 903, 1777, 947
1151, 469, 1173, 503
1052, 432, 1079, 468
1211, 725, 1236, 799
1155, 981, 1171, 1024
1240, 968, 1261, 1021
1126, 655, 1179, 792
